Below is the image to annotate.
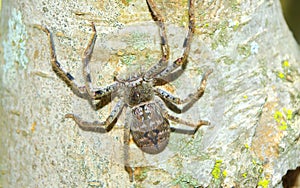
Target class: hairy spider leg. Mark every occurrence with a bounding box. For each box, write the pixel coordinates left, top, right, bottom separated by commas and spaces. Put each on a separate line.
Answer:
144, 0, 170, 79
65, 100, 125, 133
34, 25, 88, 99
36, 24, 120, 108
154, 69, 213, 113
155, 97, 209, 133
154, 0, 196, 79
82, 22, 120, 100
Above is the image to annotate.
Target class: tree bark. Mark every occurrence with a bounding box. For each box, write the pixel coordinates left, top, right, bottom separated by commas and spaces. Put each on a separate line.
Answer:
1, 0, 299, 187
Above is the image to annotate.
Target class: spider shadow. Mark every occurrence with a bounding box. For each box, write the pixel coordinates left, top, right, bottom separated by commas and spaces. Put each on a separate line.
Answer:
76, 118, 118, 133
170, 126, 196, 135
161, 99, 196, 114
93, 93, 115, 111
68, 93, 118, 133
154, 61, 201, 113
154, 62, 187, 87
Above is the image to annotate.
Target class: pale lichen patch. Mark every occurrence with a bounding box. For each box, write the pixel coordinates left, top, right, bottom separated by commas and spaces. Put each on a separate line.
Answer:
2, 8, 28, 73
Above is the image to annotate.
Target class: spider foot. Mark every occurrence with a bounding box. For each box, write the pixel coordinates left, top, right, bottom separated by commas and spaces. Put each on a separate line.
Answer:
64, 113, 108, 133
198, 120, 210, 126
200, 69, 213, 83
125, 166, 149, 182
33, 24, 50, 35
125, 166, 134, 182
90, 22, 96, 32
205, 68, 213, 77
193, 120, 211, 133
65, 113, 74, 119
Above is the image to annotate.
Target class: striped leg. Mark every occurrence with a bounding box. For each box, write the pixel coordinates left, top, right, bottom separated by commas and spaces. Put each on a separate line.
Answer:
155, 0, 196, 79
154, 69, 212, 112
35, 25, 88, 99
156, 98, 210, 133
144, 0, 170, 79
81, 23, 120, 100
65, 100, 125, 132
36, 23, 120, 102
82, 22, 98, 98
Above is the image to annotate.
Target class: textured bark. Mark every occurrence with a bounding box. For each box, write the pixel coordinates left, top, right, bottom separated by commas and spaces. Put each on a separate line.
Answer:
1, 0, 299, 187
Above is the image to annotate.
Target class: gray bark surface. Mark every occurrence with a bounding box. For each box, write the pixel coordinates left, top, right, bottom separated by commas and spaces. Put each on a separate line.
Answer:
1, 0, 299, 187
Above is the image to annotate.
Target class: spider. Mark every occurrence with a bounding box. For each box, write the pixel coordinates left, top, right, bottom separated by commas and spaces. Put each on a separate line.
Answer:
37, 0, 212, 182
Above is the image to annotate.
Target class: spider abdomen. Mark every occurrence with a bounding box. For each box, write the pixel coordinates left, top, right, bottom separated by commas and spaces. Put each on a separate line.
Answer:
130, 102, 171, 154
131, 129, 170, 154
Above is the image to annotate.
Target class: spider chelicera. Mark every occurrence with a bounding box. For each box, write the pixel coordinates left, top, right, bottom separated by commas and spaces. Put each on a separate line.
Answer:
36, 0, 212, 182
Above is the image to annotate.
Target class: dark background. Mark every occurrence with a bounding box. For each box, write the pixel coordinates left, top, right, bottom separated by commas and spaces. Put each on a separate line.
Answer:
281, 0, 300, 43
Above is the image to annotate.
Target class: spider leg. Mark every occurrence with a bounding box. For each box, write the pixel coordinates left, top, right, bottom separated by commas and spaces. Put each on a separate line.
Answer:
81, 22, 120, 100
65, 100, 125, 133
155, 97, 210, 133
36, 24, 119, 103
144, 0, 170, 79
154, 69, 212, 113
154, 0, 196, 79
81, 22, 98, 98
34, 25, 88, 99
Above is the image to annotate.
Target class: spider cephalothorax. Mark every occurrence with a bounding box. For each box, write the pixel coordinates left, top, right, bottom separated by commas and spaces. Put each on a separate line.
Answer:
123, 80, 154, 106
37, 0, 212, 182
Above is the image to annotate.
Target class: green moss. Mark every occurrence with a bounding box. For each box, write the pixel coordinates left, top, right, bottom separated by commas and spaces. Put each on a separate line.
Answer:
228, 19, 240, 31
274, 110, 283, 123
211, 160, 223, 179
211, 21, 230, 49
2, 8, 28, 72
277, 71, 285, 79
282, 60, 290, 67
172, 130, 210, 160
276, 59, 293, 80
125, 32, 150, 51
135, 167, 149, 182
274, 108, 293, 131
121, 54, 136, 65
283, 108, 293, 120
237, 43, 251, 58
216, 56, 235, 65
257, 178, 269, 188
279, 121, 287, 131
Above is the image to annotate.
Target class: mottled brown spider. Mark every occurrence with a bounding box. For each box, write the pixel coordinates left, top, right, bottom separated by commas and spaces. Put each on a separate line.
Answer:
37, 0, 212, 182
